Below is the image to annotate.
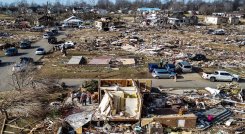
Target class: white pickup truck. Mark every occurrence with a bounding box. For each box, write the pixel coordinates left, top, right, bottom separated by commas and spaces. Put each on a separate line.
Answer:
202, 70, 240, 82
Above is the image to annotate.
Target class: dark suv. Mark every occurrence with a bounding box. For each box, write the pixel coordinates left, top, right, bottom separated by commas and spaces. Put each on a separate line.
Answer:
5, 47, 18, 56
20, 40, 31, 49
48, 36, 57, 44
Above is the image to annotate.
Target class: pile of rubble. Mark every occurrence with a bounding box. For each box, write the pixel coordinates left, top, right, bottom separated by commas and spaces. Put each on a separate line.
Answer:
0, 32, 13, 38
53, 80, 245, 134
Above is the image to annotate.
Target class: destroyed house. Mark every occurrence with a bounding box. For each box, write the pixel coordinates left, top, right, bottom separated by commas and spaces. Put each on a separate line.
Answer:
62, 16, 83, 27
94, 17, 125, 31
228, 16, 240, 25
204, 16, 228, 25
88, 56, 112, 65
226, 12, 245, 18
37, 15, 55, 26
141, 93, 197, 129
88, 56, 135, 66
137, 8, 160, 13
93, 79, 142, 121
13, 16, 31, 28
168, 12, 198, 25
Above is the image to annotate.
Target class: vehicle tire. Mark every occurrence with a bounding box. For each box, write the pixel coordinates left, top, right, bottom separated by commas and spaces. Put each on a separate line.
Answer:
210, 77, 216, 82
156, 76, 160, 79
232, 78, 238, 82
170, 76, 174, 79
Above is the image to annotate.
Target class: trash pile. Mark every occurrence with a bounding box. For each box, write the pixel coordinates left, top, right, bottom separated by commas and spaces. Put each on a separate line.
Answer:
0, 32, 13, 38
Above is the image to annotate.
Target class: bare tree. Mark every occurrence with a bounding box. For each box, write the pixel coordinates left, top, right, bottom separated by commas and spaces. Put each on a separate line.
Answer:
199, 4, 213, 15
96, 0, 114, 10
16, 0, 29, 14
9, 64, 36, 92
0, 91, 18, 119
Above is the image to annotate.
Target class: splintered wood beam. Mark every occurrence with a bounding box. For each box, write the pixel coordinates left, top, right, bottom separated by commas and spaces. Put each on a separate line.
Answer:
5, 124, 30, 131
3, 131, 15, 134
0, 116, 6, 134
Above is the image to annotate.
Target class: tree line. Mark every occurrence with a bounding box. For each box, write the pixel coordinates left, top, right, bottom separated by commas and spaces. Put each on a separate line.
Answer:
0, 0, 245, 15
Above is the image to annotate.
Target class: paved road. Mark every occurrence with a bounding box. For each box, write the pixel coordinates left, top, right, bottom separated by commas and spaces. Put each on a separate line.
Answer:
60, 73, 245, 89
0, 33, 66, 91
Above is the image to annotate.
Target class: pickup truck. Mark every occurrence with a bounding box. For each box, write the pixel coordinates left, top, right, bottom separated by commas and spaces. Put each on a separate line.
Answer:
202, 71, 240, 82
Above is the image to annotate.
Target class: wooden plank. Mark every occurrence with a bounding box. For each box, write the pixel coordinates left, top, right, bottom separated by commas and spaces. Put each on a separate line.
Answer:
0, 116, 6, 134
5, 124, 30, 131
3, 131, 15, 134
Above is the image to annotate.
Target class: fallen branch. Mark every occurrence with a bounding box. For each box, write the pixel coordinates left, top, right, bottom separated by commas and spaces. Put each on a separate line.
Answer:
5, 124, 30, 131
7, 117, 19, 124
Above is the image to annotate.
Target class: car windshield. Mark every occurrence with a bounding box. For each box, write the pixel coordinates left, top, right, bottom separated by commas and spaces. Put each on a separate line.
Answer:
37, 48, 44, 51
7, 49, 14, 52
15, 65, 21, 67
21, 43, 27, 46
184, 66, 191, 68
168, 64, 175, 68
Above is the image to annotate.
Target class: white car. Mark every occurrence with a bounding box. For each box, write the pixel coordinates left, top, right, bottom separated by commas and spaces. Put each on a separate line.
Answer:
79, 25, 86, 29
61, 41, 75, 49
43, 34, 50, 39
35, 48, 46, 55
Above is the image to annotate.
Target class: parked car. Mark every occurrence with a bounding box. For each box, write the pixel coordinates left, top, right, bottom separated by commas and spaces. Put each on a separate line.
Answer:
202, 70, 240, 82
30, 26, 44, 32
48, 36, 57, 44
60, 41, 75, 49
189, 54, 207, 61
12, 57, 34, 72
35, 48, 46, 55
5, 47, 18, 56
62, 23, 68, 28
0, 59, 2, 64
152, 69, 176, 79
79, 25, 86, 29
212, 29, 225, 35
176, 61, 192, 73
50, 28, 58, 35
207, 29, 214, 34
43, 32, 54, 39
164, 64, 176, 72
19, 40, 31, 49
148, 63, 159, 72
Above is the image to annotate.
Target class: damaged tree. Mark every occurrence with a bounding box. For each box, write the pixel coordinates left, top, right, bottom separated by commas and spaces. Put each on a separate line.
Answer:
9, 64, 36, 92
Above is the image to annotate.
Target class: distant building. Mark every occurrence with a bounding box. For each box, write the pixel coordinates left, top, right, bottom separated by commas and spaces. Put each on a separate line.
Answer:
212, 12, 244, 19
226, 13, 245, 18
168, 12, 198, 25
137, 8, 161, 13
94, 17, 113, 31
37, 15, 55, 26
204, 16, 228, 25
94, 17, 125, 31
62, 16, 83, 28
96, 9, 108, 15
228, 16, 240, 25
212, 12, 226, 16
13, 16, 31, 29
